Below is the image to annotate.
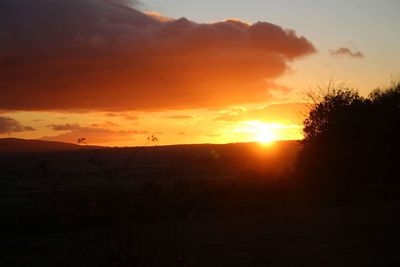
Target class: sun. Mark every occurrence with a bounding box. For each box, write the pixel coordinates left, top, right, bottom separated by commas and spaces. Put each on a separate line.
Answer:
231, 120, 279, 144
246, 121, 278, 144
255, 129, 276, 144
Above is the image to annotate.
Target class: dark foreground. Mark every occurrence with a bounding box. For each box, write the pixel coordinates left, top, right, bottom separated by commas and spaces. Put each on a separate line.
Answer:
1, 143, 399, 266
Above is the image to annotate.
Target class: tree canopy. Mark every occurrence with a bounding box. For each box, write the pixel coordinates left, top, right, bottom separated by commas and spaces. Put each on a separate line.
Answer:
296, 81, 400, 186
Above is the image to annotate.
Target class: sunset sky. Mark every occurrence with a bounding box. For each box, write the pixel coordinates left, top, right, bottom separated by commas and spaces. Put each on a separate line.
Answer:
0, 0, 399, 146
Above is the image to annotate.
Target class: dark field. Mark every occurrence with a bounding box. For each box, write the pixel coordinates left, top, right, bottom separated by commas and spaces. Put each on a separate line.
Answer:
1, 140, 400, 266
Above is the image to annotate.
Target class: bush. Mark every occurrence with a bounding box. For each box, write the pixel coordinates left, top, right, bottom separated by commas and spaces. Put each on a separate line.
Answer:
296, 80, 400, 187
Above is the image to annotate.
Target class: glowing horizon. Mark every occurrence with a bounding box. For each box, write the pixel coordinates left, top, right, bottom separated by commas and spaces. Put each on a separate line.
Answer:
1, 106, 305, 146
0, 0, 398, 146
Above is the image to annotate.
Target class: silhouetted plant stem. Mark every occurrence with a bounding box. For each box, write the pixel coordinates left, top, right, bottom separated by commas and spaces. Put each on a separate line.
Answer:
78, 135, 158, 215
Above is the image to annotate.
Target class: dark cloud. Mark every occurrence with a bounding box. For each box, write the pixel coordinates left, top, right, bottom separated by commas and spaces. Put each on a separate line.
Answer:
99, 0, 141, 6
49, 122, 123, 131
42, 126, 148, 145
330, 47, 365, 58
91, 121, 120, 127
0, 116, 34, 133
105, 113, 139, 120
104, 121, 119, 127
48, 123, 81, 131
105, 113, 118, 117
0, 0, 316, 111
123, 115, 140, 121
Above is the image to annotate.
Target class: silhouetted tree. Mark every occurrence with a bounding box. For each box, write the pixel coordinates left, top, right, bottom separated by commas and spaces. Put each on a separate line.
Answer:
296, 80, 400, 188
367, 81, 400, 179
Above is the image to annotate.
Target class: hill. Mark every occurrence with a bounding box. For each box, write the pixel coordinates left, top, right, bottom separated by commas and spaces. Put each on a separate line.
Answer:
0, 138, 84, 154
0, 139, 302, 182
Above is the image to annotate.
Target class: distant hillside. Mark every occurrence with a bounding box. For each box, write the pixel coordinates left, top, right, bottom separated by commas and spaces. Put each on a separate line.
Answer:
0, 138, 83, 154
96, 140, 303, 176
0, 139, 302, 180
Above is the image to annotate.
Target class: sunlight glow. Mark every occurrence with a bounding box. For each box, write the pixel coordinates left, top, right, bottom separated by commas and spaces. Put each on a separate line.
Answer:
233, 121, 281, 144
255, 129, 276, 144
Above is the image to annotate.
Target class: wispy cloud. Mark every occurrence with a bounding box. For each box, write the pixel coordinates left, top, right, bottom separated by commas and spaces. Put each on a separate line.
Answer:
47, 123, 81, 131
165, 115, 194, 120
330, 47, 365, 58
214, 102, 309, 124
0, 116, 34, 134
42, 126, 148, 145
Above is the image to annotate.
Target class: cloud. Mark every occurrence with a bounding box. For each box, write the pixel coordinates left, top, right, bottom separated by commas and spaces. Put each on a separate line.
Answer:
99, 0, 141, 5
48, 122, 120, 132
0, 0, 316, 111
105, 113, 139, 120
215, 102, 309, 124
48, 123, 81, 131
165, 115, 194, 120
330, 47, 365, 58
123, 115, 140, 121
0, 116, 35, 133
42, 126, 148, 145
144, 11, 174, 22
91, 121, 120, 127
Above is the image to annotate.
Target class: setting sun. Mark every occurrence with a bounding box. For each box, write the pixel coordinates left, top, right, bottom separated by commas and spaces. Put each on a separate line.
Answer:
255, 129, 276, 144
232, 121, 279, 144
253, 122, 278, 144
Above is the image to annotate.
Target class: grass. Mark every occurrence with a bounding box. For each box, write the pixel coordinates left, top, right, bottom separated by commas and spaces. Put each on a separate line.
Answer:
1, 141, 400, 266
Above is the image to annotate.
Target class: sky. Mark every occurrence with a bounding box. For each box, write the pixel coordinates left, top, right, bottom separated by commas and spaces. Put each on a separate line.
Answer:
0, 0, 399, 146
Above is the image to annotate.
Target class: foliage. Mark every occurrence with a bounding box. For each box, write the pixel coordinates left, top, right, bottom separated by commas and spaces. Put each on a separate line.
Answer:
297, 80, 400, 186
303, 87, 365, 143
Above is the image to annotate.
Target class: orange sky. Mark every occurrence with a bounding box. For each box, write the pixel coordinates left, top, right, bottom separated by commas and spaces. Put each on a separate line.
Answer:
1, 102, 307, 146
0, 0, 398, 146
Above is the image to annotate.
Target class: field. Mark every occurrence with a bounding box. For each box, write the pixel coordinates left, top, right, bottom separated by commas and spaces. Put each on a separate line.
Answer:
1, 140, 400, 266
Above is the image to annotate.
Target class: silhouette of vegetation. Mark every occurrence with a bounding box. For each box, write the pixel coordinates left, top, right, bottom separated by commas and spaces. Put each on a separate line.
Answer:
78, 135, 158, 183
296, 80, 400, 189
77, 135, 159, 216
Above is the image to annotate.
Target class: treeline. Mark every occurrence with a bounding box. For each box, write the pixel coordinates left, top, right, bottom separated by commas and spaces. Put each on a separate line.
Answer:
295, 80, 400, 188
